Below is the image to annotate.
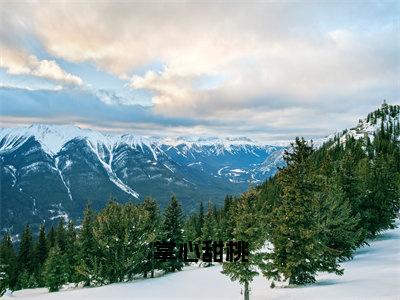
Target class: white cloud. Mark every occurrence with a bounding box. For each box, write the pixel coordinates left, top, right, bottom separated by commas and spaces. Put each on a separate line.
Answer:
1, 1, 399, 139
0, 46, 83, 86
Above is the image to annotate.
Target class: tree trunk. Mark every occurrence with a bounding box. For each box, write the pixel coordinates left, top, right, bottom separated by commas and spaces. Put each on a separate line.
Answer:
244, 282, 249, 300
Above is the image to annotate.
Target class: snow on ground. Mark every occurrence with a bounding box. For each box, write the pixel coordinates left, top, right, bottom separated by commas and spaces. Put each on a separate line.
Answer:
3, 222, 400, 300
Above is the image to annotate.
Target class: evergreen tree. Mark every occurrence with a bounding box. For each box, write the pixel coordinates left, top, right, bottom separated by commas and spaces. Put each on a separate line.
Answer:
43, 245, 68, 292
56, 218, 67, 253
201, 202, 216, 267
141, 197, 161, 278
264, 138, 342, 285
47, 227, 56, 249
160, 195, 184, 272
65, 221, 78, 282
17, 270, 34, 290
35, 224, 48, 268
34, 224, 48, 286
0, 233, 17, 292
314, 173, 363, 261
76, 204, 97, 286
221, 195, 236, 241
356, 154, 400, 237
222, 189, 267, 300
202, 202, 216, 241
183, 216, 198, 244
0, 260, 8, 296
91, 201, 152, 283
195, 202, 204, 241
17, 224, 34, 288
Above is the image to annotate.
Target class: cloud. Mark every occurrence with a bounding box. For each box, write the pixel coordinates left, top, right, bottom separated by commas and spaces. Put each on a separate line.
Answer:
0, 46, 83, 86
1, 1, 399, 140
0, 86, 206, 135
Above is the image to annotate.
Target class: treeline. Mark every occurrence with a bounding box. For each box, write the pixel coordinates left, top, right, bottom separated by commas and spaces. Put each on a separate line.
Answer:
1, 104, 399, 299
0, 196, 184, 293
258, 104, 400, 286
0, 190, 261, 294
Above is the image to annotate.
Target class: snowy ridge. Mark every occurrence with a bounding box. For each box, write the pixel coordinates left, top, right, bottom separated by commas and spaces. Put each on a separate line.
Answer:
0, 124, 286, 204
158, 136, 261, 147
258, 148, 286, 174
0, 124, 280, 157
314, 104, 400, 148
0, 124, 114, 155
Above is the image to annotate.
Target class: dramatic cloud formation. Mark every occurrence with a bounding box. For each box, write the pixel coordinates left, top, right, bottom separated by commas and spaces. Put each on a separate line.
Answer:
0, 1, 399, 140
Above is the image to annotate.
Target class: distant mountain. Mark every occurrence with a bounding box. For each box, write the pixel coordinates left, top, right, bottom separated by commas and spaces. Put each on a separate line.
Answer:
0, 125, 284, 234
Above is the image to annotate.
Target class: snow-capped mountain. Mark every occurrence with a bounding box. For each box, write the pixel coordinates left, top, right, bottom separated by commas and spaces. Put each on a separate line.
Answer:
0, 124, 284, 234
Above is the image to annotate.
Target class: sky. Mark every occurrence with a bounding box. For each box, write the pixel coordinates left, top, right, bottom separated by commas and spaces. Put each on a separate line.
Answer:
0, 1, 399, 142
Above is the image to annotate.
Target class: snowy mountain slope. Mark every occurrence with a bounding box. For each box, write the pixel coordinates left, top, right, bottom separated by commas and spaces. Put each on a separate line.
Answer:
0, 124, 285, 234
4, 220, 399, 300
318, 102, 400, 146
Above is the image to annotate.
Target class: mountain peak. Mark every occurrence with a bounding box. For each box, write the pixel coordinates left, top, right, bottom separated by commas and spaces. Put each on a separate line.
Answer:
0, 124, 111, 155
0, 124, 276, 156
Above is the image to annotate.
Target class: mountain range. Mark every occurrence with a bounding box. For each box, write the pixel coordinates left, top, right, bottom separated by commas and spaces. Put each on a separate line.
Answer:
0, 125, 285, 234
2, 103, 398, 235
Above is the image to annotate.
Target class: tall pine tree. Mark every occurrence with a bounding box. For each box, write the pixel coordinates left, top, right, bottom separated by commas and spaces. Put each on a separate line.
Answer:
141, 197, 161, 278
43, 245, 68, 292
76, 204, 97, 286
222, 189, 267, 300
17, 224, 34, 288
264, 138, 343, 285
160, 195, 184, 272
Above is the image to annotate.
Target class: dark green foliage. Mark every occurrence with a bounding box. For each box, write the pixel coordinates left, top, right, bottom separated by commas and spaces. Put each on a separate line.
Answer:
201, 202, 216, 267
91, 201, 152, 283
183, 215, 198, 244
260, 103, 400, 286
76, 204, 97, 286
56, 219, 67, 253
316, 175, 363, 261
65, 221, 78, 282
43, 246, 68, 292
33, 224, 48, 286
202, 202, 216, 242
0, 233, 17, 293
160, 195, 184, 272
222, 189, 267, 300
183, 201, 206, 244
262, 138, 366, 285
356, 155, 400, 237
35, 224, 48, 268
196, 202, 205, 240
264, 138, 330, 285
141, 197, 161, 278
47, 227, 56, 249
17, 270, 37, 290
17, 224, 34, 286
0, 261, 8, 296
221, 195, 235, 241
